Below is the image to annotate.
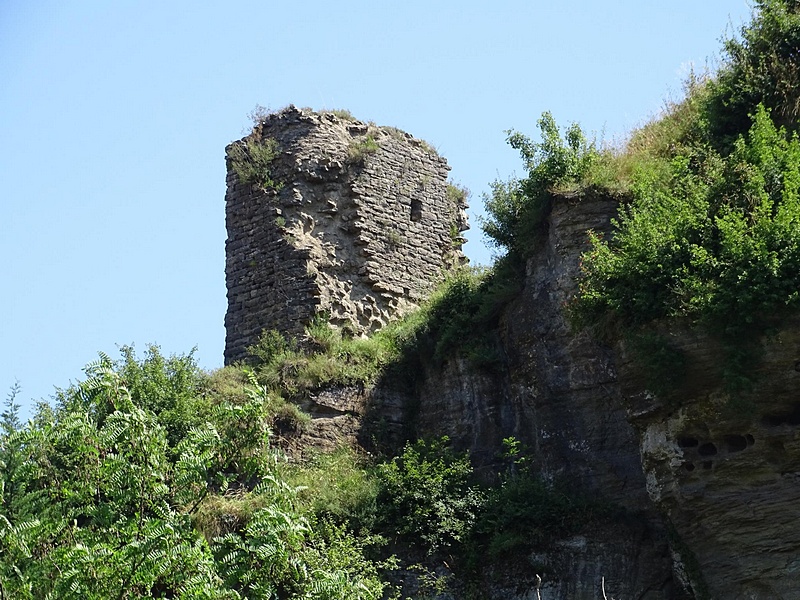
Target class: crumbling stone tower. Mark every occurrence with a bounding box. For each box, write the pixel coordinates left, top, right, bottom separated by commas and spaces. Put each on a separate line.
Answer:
224, 106, 469, 364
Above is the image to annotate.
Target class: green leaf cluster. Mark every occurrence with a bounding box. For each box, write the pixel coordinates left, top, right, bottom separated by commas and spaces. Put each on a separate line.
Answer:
482, 112, 599, 259
706, 0, 800, 147
373, 437, 485, 554
0, 349, 390, 599
575, 105, 800, 337
227, 136, 282, 190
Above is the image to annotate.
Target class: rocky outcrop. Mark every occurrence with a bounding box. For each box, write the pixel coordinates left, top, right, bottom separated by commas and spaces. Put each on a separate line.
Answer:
479, 525, 675, 600
621, 318, 800, 599
375, 191, 681, 599
402, 188, 800, 598
225, 112, 800, 595
501, 192, 652, 509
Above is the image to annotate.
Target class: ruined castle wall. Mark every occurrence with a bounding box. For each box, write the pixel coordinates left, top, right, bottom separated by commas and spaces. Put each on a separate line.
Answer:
224, 107, 468, 364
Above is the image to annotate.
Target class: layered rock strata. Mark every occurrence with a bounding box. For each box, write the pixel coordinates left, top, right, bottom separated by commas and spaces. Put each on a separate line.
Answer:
622, 318, 800, 599
407, 192, 679, 599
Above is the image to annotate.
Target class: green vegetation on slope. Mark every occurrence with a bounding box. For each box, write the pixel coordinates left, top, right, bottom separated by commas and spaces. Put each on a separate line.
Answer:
245, 266, 520, 402
0, 349, 605, 599
0, 350, 390, 599
576, 104, 800, 333
481, 0, 800, 388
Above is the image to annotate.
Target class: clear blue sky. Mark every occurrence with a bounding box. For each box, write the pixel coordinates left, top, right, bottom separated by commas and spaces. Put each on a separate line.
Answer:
1, 0, 752, 418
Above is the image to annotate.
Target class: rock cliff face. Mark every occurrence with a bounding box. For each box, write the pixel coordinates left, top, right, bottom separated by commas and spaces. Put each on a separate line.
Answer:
298, 190, 800, 598
621, 318, 800, 599
408, 192, 678, 599
404, 190, 800, 599
294, 192, 677, 598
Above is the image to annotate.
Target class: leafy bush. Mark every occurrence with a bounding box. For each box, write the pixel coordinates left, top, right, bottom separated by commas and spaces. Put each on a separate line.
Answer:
467, 475, 609, 561
373, 437, 486, 553
347, 134, 380, 162
706, 0, 800, 147
284, 447, 380, 531
0, 354, 390, 599
118, 345, 213, 447
575, 104, 800, 339
570, 9, 800, 389
482, 112, 599, 259
0, 365, 226, 598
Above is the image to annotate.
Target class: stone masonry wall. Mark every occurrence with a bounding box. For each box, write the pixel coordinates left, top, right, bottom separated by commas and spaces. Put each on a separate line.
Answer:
224, 106, 468, 364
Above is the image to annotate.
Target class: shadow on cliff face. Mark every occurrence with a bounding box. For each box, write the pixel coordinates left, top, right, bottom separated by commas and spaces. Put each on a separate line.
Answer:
357, 259, 523, 458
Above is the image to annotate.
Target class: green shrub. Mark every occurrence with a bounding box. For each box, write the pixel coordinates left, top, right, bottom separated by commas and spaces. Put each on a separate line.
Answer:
227, 136, 282, 189
0, 354, 390, 599
284, 446, 381, 531
374, 437, 485, 554
347, 134, 380, 162
482, 112, 600, 259
575, 104, 800, 336
706, 0, 800, 147
467, 475, 608, 562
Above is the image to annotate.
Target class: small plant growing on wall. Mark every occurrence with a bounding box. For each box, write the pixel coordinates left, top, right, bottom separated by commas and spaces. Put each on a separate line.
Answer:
450, 223, 465, 247
246, 103, 270, 127
227, 136, 282, 190
419, 139, 439, 156
385, 228, 403, 249
383, 126, 408, 142
446, 182, 470, 206
347, 133, 380, 162
324, 108, 355, 121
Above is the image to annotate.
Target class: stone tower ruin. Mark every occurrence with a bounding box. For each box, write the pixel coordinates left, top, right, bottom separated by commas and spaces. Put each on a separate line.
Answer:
223, 106, 469, 364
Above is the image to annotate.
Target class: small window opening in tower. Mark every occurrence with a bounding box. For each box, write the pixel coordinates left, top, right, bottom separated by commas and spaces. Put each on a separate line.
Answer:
410, 199, 423, 222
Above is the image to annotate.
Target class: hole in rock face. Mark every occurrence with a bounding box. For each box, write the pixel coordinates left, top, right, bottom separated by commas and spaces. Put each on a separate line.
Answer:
724, 434, 748, 453
762, 403, 800, 427
678, 436, 699, 448
765, 439, 786, 465
745, 434, 755, 446
702, 461, 713, 470
683, 461, 695, 472
698, 442, 718, 457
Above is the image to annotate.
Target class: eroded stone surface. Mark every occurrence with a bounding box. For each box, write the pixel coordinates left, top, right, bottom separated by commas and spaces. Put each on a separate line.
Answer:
620, 318, 800, 599
224, 106, 467, 363
402, 192, 680, 598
